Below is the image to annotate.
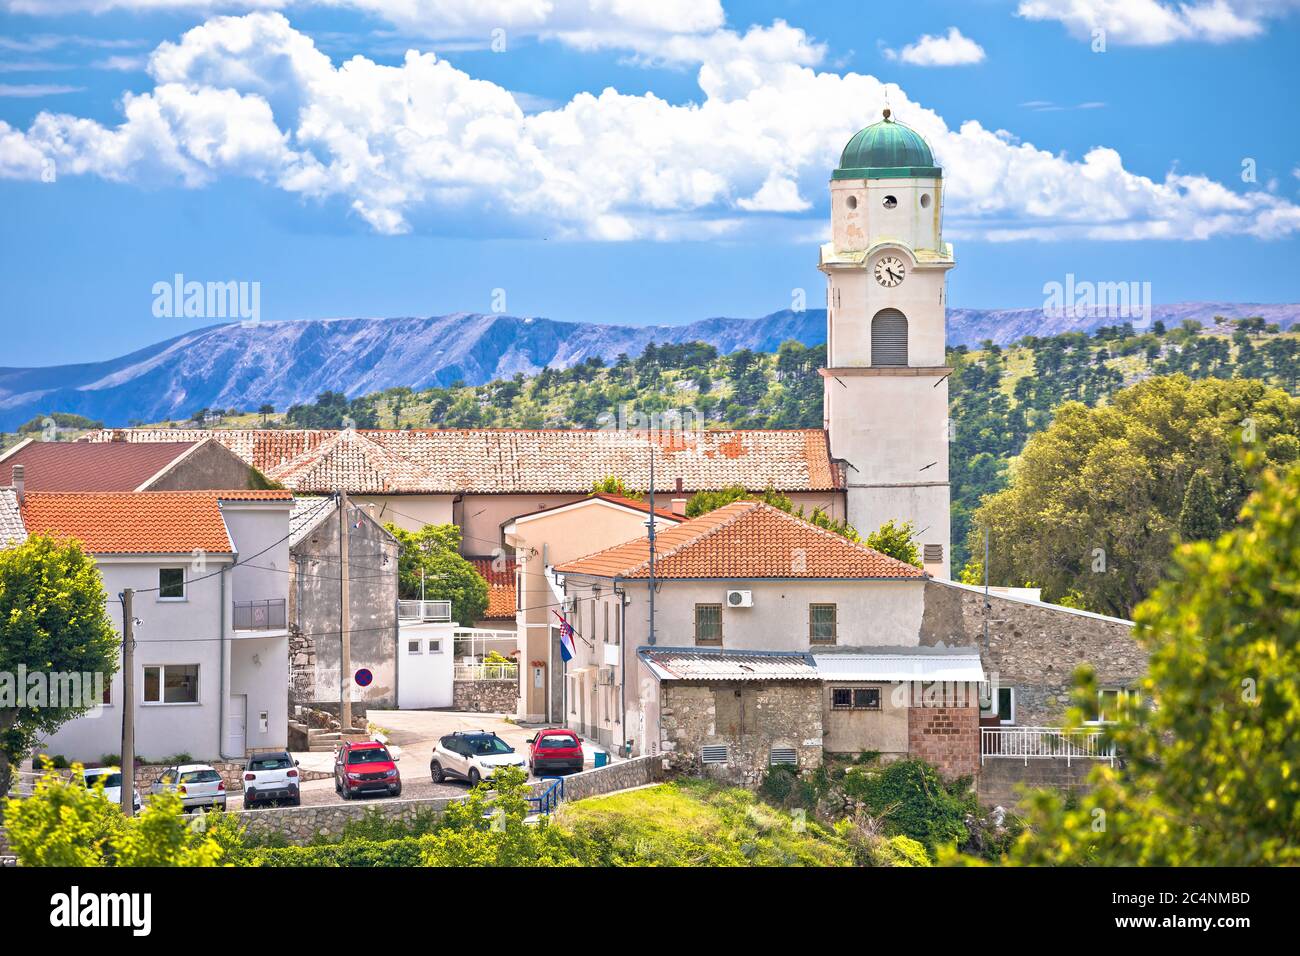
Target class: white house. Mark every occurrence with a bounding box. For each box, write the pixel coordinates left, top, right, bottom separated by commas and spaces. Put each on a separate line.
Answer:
9, 478, 295, 764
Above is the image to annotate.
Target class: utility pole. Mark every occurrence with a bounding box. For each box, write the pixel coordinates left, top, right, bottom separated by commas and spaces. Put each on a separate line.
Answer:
339, 491, 353, 732
119, 588, 136, 817
647, 447, 657, 646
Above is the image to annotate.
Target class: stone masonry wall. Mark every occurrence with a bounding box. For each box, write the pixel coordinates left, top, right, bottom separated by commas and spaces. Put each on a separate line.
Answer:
453, 679, 519, 713
977, 756, 1105, 808
919, 580, 1146, 725
659, 681, 822, 787
907, 705, 979, 780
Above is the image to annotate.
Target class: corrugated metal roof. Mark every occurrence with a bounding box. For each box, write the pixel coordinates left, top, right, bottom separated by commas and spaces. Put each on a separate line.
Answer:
814, 652, 985, 682
639, 647, 818, 681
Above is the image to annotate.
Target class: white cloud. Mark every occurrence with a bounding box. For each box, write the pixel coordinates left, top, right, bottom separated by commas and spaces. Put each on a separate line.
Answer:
0, 11, 1296, 244
1017, 0, 1300, 45
0, 83, 85, 96
885, 27, 986, 66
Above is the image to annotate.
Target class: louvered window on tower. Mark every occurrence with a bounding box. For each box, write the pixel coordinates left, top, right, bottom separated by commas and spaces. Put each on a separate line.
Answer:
871, 309, 908, 366
923, 543, 943, 563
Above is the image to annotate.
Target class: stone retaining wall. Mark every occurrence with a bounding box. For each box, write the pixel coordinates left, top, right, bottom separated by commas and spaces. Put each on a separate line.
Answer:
453, 679, 519, 713
235, 794, 457, 844
552, 754, 665, 804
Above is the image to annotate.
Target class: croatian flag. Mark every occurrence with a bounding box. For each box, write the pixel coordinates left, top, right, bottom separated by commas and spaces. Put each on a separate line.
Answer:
555, 611, 576, 662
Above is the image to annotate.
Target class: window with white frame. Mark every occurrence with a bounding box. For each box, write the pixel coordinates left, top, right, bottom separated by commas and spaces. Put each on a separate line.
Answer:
1088, 688, 1130, 724
980, 685, 1015, 724
142, 664, 199, 704
157, 567, 186, 600
427, 638, 442, 654
407, 639, 423, 655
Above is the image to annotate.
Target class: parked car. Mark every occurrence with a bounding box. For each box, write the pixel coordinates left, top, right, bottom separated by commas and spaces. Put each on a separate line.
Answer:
334, 741, 401, 800
526, 729, 585, 776
430, 731, 528, 787
151, 763, 227, 812
77, 766, 142, 813
243, 751, 301, 807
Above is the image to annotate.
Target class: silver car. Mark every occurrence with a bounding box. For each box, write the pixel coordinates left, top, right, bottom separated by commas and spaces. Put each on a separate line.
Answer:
151, 763, 227, 811
78, 766, 143, 813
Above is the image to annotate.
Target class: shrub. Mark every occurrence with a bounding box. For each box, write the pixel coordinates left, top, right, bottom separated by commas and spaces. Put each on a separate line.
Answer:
844, 759, 973, 855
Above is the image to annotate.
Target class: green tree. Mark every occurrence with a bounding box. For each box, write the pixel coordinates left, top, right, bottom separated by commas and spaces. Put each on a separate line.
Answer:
864, 520, 922, 568
0, 536, 119, 796
384, 523, 488, 625
980, 462, 1300, 865
3, 766, 227, 866
1177, 469, 1219, 541
589, 476, 642, 499
968, 375, 1299, 617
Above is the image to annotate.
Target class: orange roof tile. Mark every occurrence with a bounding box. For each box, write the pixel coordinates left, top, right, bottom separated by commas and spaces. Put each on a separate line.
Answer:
469, 556, 517, 619
18, 490, 287, 554
85, 428, 842, 495
555, 500, 927, 580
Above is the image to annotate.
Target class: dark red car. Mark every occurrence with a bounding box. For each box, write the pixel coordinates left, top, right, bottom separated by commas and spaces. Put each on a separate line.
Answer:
334, 741, 402, 800
527, 728, 584, 775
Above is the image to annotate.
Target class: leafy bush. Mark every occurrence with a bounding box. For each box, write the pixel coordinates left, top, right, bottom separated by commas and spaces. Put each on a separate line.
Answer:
843, 759, 973, 855
247, 836, 430, 868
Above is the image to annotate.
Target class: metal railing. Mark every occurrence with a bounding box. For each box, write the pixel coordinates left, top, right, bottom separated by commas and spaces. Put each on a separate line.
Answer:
454, 662, 519, 682
233, 598, 287, 631
398, 599, 452, 622
980, 726, 1116, 766
527, 776, 565, 816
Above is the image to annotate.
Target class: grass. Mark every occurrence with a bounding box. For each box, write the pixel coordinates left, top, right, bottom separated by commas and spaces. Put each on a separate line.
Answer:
555, 779, 853, 867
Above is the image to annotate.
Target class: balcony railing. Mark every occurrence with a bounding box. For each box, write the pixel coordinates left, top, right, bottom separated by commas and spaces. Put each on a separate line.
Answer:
233, 598, 287, 631
980, 726, 1115, 766
398, 599, 452, 622
455, 662, 519, 682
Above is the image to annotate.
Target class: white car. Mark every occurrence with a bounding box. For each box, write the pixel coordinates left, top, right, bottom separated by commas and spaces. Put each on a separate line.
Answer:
242, 750, 302, 807
151, 763, 227, 812
78, 766, 142, 813
429, 731, 527, 787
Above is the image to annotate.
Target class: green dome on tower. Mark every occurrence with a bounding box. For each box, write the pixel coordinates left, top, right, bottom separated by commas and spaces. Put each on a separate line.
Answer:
833, 108, 942, 180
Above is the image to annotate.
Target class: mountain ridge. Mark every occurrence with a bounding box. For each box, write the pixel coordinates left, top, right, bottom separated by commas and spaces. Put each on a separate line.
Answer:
1, 302, 1295, 430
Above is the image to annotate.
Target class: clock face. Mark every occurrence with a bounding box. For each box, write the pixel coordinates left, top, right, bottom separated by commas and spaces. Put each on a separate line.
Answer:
874, 255, 905, 288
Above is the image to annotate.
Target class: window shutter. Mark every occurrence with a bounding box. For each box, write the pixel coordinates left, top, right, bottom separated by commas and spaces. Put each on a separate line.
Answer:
871, 309, 908, 366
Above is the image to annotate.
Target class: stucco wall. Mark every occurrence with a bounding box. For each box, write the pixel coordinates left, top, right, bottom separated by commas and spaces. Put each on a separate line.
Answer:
918, 580, 1146, 726
360, 495, 454, 533
821, 681, 909, 756
289, 505, 399, 709
147, 440, 261, 491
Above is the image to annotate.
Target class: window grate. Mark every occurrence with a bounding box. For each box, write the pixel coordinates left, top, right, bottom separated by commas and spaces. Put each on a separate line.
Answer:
923, 543, 943, 563
769, 747, 798, 766
700, 745, 729, 765
871, 309, 908, 366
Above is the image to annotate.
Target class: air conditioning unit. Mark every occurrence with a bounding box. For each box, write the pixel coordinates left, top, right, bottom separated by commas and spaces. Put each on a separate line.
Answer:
596, 667, 614, 686
726, 589, 753, 608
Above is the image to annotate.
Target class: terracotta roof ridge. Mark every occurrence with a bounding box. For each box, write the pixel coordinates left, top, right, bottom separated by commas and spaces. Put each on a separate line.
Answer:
618, 499, 762, 576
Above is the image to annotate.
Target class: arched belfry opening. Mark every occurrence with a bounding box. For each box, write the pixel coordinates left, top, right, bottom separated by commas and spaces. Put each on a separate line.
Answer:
871, 309, 908, 366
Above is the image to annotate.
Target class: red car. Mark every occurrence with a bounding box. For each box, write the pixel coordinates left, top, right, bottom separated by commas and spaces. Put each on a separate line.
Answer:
334, 741, 402, 800
527, 728, 585, 775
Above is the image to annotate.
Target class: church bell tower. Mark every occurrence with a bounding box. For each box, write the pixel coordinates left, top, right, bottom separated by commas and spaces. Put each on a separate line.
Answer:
819, 108, 953, 577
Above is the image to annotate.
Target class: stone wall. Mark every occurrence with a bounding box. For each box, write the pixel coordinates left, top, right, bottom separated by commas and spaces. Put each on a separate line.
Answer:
553, 754, 664, 803
919, 580, 1146, 725
453, 679, 519, 713
658, 681, 822, 786
907, 705, 979, 780
977, 756, 1107, 808
235, 795, 456, 844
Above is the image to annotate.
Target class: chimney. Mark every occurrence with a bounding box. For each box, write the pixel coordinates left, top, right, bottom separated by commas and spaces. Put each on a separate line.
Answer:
674, 477, 684, 493
12, 463, 24, 506
670, 497, 688, 517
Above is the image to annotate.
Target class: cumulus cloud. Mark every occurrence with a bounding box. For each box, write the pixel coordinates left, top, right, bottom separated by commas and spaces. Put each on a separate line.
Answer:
0, 11, 1296, 244
1017, 0, 1300, 45
885, 27, 986, 66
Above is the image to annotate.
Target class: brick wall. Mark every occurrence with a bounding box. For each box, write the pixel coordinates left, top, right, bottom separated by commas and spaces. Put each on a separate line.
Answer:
659, 681, 823, 786
453, 679, 518, 713
907, 705, 979, 780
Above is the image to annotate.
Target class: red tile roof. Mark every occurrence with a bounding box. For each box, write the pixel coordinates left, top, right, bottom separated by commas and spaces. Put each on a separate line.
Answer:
84, 428, 842, 495
2, 440, 198, 492
18, 490, 292, 555
555, 500, 927, 580
469, 556, 518, 620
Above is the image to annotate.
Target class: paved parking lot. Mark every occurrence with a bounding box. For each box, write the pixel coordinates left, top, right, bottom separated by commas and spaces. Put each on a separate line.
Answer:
230, 710, 593, 811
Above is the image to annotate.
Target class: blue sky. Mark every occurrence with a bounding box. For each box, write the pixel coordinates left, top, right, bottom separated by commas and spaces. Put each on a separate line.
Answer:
2, 0, 1298, 366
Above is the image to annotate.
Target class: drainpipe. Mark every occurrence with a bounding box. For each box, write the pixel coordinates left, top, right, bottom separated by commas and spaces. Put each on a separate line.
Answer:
615, 581, 629, 757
